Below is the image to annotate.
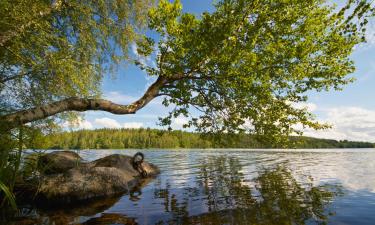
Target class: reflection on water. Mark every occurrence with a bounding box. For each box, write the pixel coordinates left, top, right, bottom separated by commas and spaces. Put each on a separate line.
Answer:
151, 156, 340, 225
5, 149, 375, 225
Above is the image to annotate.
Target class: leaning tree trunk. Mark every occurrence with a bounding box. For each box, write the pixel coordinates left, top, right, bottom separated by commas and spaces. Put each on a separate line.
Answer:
0, 77, 168, 129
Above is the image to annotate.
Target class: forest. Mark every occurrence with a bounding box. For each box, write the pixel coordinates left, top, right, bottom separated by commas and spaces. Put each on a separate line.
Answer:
39, 128, 375, 149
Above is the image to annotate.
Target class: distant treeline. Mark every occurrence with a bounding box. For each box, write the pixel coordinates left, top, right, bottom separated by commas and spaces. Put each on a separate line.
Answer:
39, 128, 375, 149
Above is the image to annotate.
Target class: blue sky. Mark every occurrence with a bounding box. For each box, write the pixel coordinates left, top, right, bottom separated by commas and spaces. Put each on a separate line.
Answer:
68, 1, 375, 142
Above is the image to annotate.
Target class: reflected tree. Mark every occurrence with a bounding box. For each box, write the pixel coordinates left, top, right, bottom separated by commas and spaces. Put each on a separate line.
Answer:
254, 166, 338, 225
154, 156, 341, 225
196, 156, 255, 211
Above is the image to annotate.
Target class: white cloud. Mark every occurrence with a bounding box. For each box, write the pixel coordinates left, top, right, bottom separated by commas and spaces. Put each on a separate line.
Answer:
123, 122, 143, 129
365, 17, 375, 46
353, 18, 375, 51
79, 120, 94, 129
131, 42, 156, 69
94, 117, 143, 129
104, 91, 138, 104
62, 117, 93, 130
131, 42, 138, 57
173, 117, 188, 126
95, 117, 121, 128
104, 91, 163, 106
293, 102, 318, 112
170, 116, 189, 129
131, 42, 158, 91
303, 106, 375, 142
242, 119, 254, 130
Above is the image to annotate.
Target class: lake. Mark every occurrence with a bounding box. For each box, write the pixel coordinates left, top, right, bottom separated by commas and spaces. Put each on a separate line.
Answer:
8, 149, 375, 225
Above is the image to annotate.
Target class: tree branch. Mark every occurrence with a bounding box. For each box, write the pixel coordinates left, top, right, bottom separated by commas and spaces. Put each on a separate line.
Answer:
1, 76, 168, 127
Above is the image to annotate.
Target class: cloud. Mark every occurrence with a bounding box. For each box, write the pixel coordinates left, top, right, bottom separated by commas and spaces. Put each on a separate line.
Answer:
364, 13, 375, 46
94, 117, 121, 128
131, 42, 156, 69
302, 106, 375, 142
293, 102, 318, 112
94, 117, 143, 129
131, 42, 158, 90
131, 42, 138, 57
62, 117, 93, 130
78, 120, 94, 130
242, 119, 254, 130
353, 18, 375, 51
104, 91, 163, 106
170, 116, 189, 129
123, 122, 143, 129
173, 117, 188, 126
104, 91, 138, 104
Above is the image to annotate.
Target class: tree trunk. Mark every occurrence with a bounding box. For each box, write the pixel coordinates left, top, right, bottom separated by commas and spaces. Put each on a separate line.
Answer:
0, 76, 168, 128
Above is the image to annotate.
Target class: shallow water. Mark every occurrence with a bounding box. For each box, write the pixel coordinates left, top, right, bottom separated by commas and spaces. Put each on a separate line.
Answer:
9, 149, 375, 224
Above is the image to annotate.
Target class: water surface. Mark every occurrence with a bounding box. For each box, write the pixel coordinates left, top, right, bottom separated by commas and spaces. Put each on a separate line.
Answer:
11, 149, 375, 224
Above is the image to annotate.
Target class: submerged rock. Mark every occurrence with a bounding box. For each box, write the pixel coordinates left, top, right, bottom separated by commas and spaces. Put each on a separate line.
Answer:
20, 151, 159, 205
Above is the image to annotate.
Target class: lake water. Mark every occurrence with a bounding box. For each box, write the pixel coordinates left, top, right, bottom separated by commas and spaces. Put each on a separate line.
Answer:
9, 149, 375, 225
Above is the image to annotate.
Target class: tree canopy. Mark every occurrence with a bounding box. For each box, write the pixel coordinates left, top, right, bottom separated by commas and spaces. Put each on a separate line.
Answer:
0, 0, 153, 126
0, 0, 154, 207
150, 0, 374, 141
0, 0, 374, 143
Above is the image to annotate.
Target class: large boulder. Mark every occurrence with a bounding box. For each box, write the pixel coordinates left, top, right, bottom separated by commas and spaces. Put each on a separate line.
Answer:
24, 151, 159, 205
38, 151, 83, 174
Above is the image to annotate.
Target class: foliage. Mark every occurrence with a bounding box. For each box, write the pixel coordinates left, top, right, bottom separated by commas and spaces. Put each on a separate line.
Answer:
0, 0, 153, 210
0, 0, 153, 117
0, 181, 16, 210
41, 128, 374, 149
0, 128, 19, 209
142, 0, 374, 145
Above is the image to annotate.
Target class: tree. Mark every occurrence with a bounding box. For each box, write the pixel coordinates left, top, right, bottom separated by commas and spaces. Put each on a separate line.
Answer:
0, 0, 154, 208
0, 0, 154, 126
0, 0, 374, 143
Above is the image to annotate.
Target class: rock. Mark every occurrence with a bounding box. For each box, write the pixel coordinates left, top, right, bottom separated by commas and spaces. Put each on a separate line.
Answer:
21, 151, 159, 205
91, 154, 158, 177
38, 151, 82, 174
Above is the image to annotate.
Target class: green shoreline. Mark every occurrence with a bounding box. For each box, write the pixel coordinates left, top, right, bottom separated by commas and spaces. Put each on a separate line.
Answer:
36, 128, 374, 150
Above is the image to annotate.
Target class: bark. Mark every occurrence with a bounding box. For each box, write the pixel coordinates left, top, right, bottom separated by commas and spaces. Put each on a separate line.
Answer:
0, 76, 168, 128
